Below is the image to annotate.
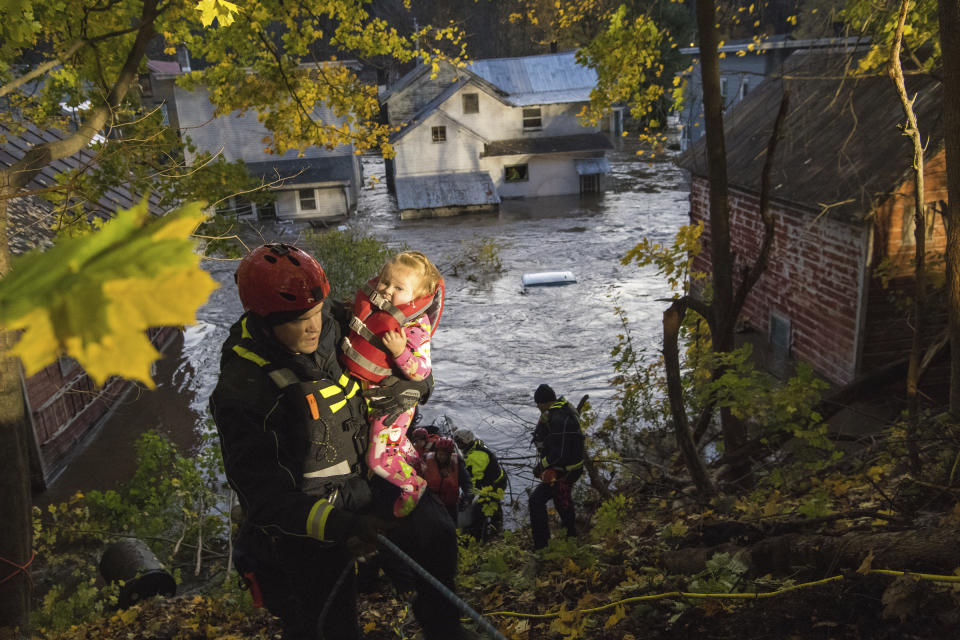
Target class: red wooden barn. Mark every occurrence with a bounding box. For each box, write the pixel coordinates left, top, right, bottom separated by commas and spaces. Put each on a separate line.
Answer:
3, 124, 180, 490
677, 49, 945, 391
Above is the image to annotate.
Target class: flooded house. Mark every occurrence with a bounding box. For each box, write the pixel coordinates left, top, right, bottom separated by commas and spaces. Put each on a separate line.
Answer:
173, 71, 362, 224
2, 124, 179, 490
677, 49, 945, 391
381, 50, 615, 219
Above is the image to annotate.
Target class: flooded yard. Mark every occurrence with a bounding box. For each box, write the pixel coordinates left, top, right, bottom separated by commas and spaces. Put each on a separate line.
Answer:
42, 149, 691, 513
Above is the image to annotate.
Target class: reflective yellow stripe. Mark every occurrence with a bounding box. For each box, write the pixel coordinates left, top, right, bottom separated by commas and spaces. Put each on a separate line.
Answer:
232, 344, 270, 367
329, 399, 346, 413
337, 374, 360, 398
318, 385, 341, 398
241, 316, 253, 339
306, 500, 334, 540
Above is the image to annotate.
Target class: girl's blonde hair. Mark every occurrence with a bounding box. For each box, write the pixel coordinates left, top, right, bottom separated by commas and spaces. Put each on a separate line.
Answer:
383, 251, 441, 298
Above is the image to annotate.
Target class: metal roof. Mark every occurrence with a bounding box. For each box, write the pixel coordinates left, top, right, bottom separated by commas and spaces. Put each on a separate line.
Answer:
574, 158, 611, 175
676, 49, 942, 222
482, 133, 612, 158
1, 123, 169, 255
467, 51, 597, 105
244, 156, 355, 187
395, 172, 500, 211
174, 85, 353, 165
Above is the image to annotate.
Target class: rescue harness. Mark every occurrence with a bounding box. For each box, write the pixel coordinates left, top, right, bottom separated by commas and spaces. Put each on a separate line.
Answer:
230, 316, 366, 492
339, 276, 444, 382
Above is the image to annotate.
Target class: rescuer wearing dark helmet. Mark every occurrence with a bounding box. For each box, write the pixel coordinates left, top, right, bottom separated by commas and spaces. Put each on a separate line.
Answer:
528, 383, 585, 551
210, 243, 469, 640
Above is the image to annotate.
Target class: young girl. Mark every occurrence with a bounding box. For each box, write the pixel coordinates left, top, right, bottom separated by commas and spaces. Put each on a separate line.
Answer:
339, 251, 444, 517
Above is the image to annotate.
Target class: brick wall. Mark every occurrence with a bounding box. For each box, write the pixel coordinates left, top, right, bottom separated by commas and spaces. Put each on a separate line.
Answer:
689, 178, 868, 386
26, 326, 179, 487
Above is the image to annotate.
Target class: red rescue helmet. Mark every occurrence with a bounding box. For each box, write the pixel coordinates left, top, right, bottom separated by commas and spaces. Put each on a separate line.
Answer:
236, 243, 330, 317
412, 427, 429, 441
435, 437, 455, 453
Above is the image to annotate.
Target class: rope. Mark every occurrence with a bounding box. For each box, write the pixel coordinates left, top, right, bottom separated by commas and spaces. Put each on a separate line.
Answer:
482, 569, 960, 620
316, 559, 355, 639
377, 534, 507, 640
0, 551, 35, 589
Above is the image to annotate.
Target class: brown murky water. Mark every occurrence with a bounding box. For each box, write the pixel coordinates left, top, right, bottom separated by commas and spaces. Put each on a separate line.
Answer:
39, 148, 691, 519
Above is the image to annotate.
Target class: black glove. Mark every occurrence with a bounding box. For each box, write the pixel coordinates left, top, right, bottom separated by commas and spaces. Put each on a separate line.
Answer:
346, 513, 394, 558
362, 376, 428, 423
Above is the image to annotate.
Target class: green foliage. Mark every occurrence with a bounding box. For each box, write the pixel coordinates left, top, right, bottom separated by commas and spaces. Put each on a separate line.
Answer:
32, 430, 234, 633
457, 531, 535, 592
592, 494, 632, 542
577, 6, 666, 127
0, 201, 217, 387
304, 228, 398, 302
841, 0, 941, 74
444, 237, 507, 282
474, 485, 506, 517
87, 431, 230, 553
621, 222, 704, 296
539, 534, 597, 569
686, 552, 749, 594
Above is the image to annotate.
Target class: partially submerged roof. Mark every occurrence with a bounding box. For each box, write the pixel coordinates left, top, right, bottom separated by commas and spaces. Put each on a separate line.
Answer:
676, 49, 942, 221
395, 172, 500, 211
244, 156, 355, 187
174, 85, 352, 164
467, 51, 597, 106
482, 133, 612, 158
383, 50, 597, 108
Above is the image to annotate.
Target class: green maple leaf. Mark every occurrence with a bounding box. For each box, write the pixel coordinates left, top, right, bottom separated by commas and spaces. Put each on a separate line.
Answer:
0, 200, 218, 387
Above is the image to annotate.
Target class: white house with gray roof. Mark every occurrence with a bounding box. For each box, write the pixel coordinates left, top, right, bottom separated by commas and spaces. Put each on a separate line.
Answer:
174, 83, 362, 223
381, 51, 614, 219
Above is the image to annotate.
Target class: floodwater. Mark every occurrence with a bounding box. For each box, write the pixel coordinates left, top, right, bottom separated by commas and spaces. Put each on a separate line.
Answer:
41, 148, 691, 513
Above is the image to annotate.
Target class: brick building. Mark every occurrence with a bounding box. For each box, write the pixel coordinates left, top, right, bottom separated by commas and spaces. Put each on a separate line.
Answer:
3, 124, 179, 489
677, 49, 945, 388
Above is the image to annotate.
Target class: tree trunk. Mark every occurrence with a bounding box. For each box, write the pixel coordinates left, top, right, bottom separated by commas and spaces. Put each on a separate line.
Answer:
663, 299, 715, 496
938, 0, 960, 417
693, 0, 749, 474
891, 0, 925, 470
0, 184, 33, 638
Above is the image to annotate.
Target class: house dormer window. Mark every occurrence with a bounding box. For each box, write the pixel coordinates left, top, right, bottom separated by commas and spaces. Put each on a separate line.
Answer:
432, 126, 447, 142
298, 188, 318, 212
522, 107, 542, 131
462, 93, 479, 114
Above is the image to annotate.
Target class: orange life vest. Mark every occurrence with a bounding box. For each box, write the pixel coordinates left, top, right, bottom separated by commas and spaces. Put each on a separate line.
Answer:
339, 276, 444, 383
423, 452, 460, 508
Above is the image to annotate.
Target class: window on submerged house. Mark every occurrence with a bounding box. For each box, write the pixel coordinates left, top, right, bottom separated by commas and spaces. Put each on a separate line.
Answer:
740, 78, 750, 100
522, 107, 542, 131
504, 164, 529, 182
432, 126, 447, 142
299, 188, 318, 211
462, 93, 479, 114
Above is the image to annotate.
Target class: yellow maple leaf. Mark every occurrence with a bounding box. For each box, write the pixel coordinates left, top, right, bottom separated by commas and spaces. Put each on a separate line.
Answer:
0, 200, 218, 388
196, 0, 239, 27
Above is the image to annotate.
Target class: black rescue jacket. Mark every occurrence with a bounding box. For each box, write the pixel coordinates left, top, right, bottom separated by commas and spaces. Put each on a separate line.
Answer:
210, 309, 366, 543
532, 398, 585, 473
